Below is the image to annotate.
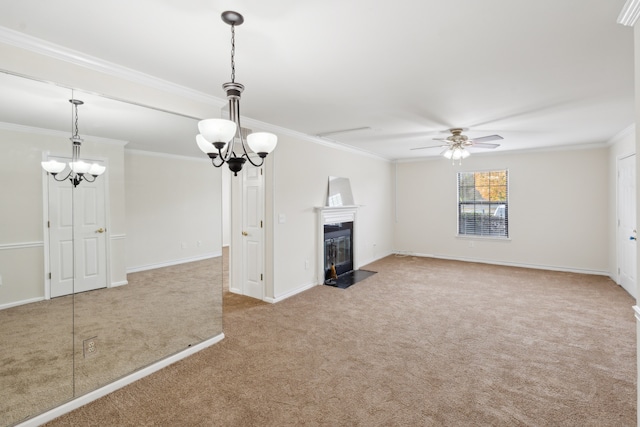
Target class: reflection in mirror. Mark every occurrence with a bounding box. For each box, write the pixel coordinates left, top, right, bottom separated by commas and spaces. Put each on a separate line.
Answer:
327, 176, 355, 207
0, 75, 75, 426
0, 71, 223, 425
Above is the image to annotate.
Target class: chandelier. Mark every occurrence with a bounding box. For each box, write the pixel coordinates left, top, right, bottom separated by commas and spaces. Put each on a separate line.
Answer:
41, 99, 106, 187
196, 11, 278, 176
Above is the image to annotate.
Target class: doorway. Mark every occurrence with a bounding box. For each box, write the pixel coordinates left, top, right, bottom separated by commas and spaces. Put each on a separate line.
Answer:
46, 162, 108, 298
228, 164, 265, 300
617, 153, 636, 298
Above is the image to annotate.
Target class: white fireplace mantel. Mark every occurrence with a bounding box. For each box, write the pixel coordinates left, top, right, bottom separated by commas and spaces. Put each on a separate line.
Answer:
316, 205, 360, 285
316, 205, 359, 225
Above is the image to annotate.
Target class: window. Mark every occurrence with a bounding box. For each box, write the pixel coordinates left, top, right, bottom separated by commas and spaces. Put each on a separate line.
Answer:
457, 170, 508, 238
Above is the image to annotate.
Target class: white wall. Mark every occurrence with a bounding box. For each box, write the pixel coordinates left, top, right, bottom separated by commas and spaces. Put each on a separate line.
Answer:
395, 147, 610, 274
268, 135, 394, 300
0, 126, 46, 306
124, 150, 222, 271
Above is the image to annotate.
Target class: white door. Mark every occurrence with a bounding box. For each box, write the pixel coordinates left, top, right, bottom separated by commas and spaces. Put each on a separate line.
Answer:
48, 172, 107, 297
48, 179, 74, 297
73, 178, 107, 293
618, 154, 636, 298
242, 166, 264, 300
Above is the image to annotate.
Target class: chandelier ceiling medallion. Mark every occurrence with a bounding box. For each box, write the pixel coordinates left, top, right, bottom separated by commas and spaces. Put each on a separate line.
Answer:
41, 98, 106, 187
196, 10, 278, 176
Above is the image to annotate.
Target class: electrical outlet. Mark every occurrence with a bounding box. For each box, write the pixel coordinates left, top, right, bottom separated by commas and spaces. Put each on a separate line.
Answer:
305, 259, 309, 270
468, 241, 475, 248
0, 274, 3, 286
197, 240, 202, 247
181, 242, 187, 249
83, 337, 98, 358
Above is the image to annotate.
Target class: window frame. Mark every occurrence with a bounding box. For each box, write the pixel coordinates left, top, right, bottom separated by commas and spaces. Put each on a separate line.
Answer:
456, 169, 509, 239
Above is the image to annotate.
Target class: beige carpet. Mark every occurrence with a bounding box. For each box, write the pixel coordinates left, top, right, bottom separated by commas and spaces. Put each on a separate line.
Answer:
1, 257, 222, 427
41, 255, 636, 426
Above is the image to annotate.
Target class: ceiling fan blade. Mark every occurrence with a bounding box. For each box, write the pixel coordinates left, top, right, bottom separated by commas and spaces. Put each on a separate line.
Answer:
410, 144, 448, 151
432, 137, 450, 141
471, 142, 500, 149
470, 134, 503, 143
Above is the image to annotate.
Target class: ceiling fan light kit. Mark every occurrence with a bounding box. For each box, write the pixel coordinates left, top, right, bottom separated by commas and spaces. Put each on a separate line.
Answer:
441, 146, 470, 164
196, 11, 278, 176
411, 128, 503, 165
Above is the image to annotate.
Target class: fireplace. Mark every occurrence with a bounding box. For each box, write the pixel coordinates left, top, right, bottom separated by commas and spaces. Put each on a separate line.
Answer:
324, 221, 354, 281
317, 205, 361, 287
316, 177, 376, 288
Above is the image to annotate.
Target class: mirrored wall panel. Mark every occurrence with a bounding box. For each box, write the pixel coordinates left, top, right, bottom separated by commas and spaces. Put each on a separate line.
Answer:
0, 71, 223, 426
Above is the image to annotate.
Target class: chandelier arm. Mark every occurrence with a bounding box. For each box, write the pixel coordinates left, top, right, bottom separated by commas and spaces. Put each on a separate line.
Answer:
50, 170, 73, 182
219, 97, 241, 163
230, 97, 257, 163
211, 155, 226, 168
221, 143, 234, 162
243, 153, 265, 168
217, 143, 232, 163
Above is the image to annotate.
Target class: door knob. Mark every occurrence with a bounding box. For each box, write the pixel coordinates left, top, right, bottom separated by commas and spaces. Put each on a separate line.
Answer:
242, 231, 248, 236
96, 227, 105, 233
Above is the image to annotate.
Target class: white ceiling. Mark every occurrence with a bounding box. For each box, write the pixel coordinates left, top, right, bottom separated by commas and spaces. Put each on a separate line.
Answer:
0, 0, 634, 160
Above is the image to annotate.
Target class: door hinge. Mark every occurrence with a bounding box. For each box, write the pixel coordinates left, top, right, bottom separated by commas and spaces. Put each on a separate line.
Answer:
260, 168, 263, 176
260, 220, 263, 228
261, 273, 263, 281
47, 220, 50, 228
49, 272, 52, 279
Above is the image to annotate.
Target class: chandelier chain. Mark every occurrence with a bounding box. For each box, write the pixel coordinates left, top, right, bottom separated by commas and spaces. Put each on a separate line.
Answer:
73, 102, 80, 138
230, 24, 236, 83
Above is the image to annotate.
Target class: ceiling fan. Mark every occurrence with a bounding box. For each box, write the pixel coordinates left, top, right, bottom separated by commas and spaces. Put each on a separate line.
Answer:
411, 128, 502, 163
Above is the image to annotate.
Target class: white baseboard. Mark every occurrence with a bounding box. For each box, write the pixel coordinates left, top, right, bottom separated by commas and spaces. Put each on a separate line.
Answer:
0, 296, 45, 311
358, 250, 394, 270
398, 251, 610, 276
110, 280, 128, 287
17, 333, 225, 427
126, 251, 222, 274
266, 282, 317, 304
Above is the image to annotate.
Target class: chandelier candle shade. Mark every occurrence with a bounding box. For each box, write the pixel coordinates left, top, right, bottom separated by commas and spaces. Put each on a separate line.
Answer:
41, 99, 106, 187
196, 10, 278, 176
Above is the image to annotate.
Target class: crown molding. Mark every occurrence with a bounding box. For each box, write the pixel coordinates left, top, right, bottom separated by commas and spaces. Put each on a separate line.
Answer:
0, 26, 226, 108
0, 26, 391, 163
0, 121, 129, 146
618, 0, 640, 26
606, 123, 635, 146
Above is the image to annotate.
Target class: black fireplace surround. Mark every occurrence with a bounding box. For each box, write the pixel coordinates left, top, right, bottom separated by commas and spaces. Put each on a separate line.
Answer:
324, 221, 354, 281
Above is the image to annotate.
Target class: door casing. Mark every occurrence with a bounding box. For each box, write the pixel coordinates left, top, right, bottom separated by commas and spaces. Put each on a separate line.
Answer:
42, 153, 110, 298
